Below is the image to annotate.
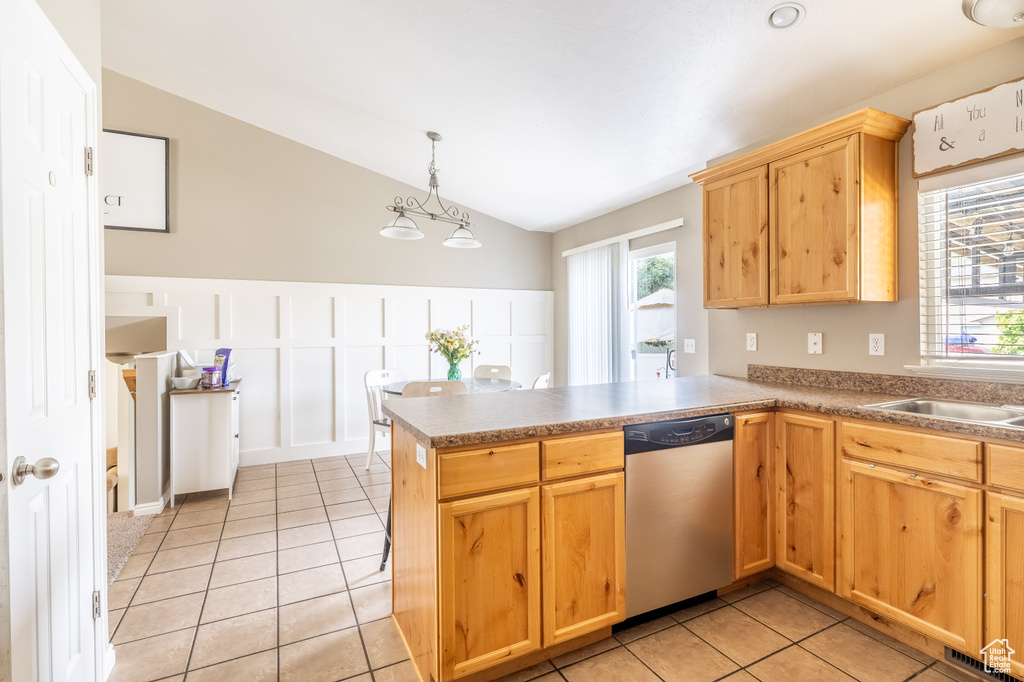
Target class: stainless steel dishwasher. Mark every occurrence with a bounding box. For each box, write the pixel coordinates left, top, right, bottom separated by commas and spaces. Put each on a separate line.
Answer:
624, 414, 733, 618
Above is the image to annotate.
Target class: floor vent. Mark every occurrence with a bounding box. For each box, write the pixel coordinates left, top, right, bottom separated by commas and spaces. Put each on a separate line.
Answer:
945, 647, 1022, 682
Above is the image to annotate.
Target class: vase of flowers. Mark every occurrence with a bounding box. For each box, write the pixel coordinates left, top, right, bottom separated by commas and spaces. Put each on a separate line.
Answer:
426, 325, 478, 381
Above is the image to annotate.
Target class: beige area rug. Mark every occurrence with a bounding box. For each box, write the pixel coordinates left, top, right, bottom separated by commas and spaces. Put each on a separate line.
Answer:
107, 511, 153, 585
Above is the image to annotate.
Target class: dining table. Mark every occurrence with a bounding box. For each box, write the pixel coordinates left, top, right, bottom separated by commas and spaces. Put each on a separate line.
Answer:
382, 377, 521, 396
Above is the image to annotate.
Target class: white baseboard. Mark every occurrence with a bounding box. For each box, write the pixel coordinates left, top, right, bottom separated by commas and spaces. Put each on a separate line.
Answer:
104, 643, 115, 680
132, 496, 166, 516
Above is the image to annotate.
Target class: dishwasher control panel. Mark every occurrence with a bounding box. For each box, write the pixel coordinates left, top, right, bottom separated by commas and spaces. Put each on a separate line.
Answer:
624, 414, 733, 453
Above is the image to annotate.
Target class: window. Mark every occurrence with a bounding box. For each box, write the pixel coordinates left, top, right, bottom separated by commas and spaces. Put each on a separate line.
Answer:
919, 165, 1024, 366
567, 243, 628, 385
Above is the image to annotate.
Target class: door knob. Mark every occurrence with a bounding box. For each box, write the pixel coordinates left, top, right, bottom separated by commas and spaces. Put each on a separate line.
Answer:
12, 456, 60, 486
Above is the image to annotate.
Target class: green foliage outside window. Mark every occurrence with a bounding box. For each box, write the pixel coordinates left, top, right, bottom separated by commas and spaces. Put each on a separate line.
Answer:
994, 310, 1024, 355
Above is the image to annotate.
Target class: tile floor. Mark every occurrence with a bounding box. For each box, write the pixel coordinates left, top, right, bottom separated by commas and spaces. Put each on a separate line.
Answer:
108, 452, 987, 682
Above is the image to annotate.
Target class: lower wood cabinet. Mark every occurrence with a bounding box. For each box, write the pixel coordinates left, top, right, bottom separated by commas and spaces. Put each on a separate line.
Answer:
541, 472, 626, 646
734, 412, 774, 578
775, 411, 835, 591
985, 492, 1024, 679
839, 460, 983, 653
439, 488, 542, 680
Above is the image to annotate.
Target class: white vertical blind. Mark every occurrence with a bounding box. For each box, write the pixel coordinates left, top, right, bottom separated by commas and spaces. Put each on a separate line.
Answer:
568, 243, 628, 385
919, 169, 1024, 361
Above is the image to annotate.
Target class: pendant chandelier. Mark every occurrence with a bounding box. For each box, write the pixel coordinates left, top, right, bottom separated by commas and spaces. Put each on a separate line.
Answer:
380, 131, 481, 248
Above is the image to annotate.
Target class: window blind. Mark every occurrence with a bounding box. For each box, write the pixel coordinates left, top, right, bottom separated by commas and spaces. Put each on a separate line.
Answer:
919, 170, 1024, 362
567, 243, 628, 385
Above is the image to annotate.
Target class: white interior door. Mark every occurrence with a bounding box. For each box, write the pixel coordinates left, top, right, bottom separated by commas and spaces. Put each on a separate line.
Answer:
0, 0, 101, 679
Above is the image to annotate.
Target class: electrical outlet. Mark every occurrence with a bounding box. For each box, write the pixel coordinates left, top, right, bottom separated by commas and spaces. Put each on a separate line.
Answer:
869, 333, 885, 356
746, 333, 757, 351
684, 338, 696, 354
808, 332, 822, 355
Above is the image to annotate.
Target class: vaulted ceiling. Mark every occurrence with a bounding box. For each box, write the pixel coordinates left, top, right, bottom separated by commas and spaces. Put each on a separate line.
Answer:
101, 0, 1024, 231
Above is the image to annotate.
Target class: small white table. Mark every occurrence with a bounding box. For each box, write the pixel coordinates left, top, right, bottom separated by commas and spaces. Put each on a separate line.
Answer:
382, 377, 521, 396
169, 381, 241, 506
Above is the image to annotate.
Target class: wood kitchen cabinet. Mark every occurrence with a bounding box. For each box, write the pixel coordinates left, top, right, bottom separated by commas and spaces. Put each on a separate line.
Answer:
775, 410, 835, 591
734, 411, 774, 578
541, 472, 625, 646
439, 488, 542, 680
839, 459, 983, 653
395, 426, 625, 682
703, 166, 769, 308
691, 108, 908, 308
985, 443, 1024, 679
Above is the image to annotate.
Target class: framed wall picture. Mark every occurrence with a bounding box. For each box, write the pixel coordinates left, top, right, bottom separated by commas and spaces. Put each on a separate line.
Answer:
102, 129, 169, 232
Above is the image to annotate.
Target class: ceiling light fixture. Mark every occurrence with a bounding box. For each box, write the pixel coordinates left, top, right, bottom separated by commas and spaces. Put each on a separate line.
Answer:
380, 131, 481, 248
962, 0, 1024, 27
767, 3, 805, 29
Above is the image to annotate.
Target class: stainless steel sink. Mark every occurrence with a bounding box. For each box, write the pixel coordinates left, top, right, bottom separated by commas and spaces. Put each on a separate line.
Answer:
860, 398, 1024, 429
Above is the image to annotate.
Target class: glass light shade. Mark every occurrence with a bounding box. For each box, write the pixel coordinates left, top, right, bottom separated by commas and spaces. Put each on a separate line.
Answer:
379, 213, 424, 240
962, 0, 1024, 26
767, 3, 804, 28
442, 226, 482, 248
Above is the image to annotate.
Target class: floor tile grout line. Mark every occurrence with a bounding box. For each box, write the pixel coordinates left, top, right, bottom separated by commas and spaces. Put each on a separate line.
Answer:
179, 486, 234, 676
317, 456, 376, 679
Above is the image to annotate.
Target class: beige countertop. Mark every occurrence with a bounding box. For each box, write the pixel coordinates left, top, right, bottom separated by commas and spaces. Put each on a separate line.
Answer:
381, 375, 1024, 449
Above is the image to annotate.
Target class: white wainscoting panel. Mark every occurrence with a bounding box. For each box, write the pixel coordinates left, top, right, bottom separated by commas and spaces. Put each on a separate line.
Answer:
107, 276, 553, 466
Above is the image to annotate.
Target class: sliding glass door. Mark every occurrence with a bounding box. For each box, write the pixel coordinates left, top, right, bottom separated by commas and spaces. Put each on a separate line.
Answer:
628, 244, 676, 380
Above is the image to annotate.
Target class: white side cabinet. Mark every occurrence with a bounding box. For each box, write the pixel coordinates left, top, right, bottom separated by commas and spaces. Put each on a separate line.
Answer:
169, 381, 241, 506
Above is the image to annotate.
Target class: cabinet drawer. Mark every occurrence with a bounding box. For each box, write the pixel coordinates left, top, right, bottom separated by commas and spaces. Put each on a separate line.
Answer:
840, 421, 982, 482
541, 432, 624, 481
987, 443, 1024, 494
438, 443, 539, 499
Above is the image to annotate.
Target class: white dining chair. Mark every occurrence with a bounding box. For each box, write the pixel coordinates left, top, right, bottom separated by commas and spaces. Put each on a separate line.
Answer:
401, 380, 467, 398
473, 364, 512, 381
531, 372, 551, 389
364, 368, 406, 471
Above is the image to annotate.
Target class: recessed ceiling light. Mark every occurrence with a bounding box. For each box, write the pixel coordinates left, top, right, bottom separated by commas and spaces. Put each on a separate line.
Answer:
767, 3, 805, 29
962, 0, 1024, 27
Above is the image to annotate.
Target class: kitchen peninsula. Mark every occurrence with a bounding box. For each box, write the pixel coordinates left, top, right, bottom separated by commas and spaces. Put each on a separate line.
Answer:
383, 371, 1024, 682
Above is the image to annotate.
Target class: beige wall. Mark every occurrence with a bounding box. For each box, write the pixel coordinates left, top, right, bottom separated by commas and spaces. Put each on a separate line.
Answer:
551, 184, 705, 386
102, 70, 552, 291
36, 0, 101, 86
553, 37, 1024, 383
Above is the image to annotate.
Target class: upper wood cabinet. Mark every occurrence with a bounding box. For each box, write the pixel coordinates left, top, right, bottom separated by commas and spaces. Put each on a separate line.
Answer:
703, 166, 769, 307
691, 108, 909, 308
775, 410, 835, 591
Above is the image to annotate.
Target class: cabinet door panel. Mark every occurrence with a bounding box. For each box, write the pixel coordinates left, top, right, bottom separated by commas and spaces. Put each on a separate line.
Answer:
439, 488, 541, 679
703, 166, 769, 308
775, 411, 834, 590
839, 461, 982, 653
734, 412, 774, 578
986, 492, 1024, 679
771, 135, 859, 303
542, 472, 625, 646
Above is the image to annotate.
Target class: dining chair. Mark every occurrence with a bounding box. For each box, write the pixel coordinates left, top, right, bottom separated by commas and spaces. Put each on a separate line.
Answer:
473, 364, 513, 381
364, 368, 406, 471
381, 378, 466, 571
532, 372, 551, 389
401, 380, 468, 397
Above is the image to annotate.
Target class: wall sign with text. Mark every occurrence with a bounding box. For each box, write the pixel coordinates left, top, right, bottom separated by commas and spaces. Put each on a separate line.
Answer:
101, 129, 169, 232
912, 76, 1024, 179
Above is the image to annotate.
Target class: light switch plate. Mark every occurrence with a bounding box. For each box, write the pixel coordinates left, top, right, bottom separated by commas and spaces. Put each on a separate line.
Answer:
416, 443, 427, 469
683, 338, 696, 354
808, 332, 823, 355
746, 333, 757, 351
